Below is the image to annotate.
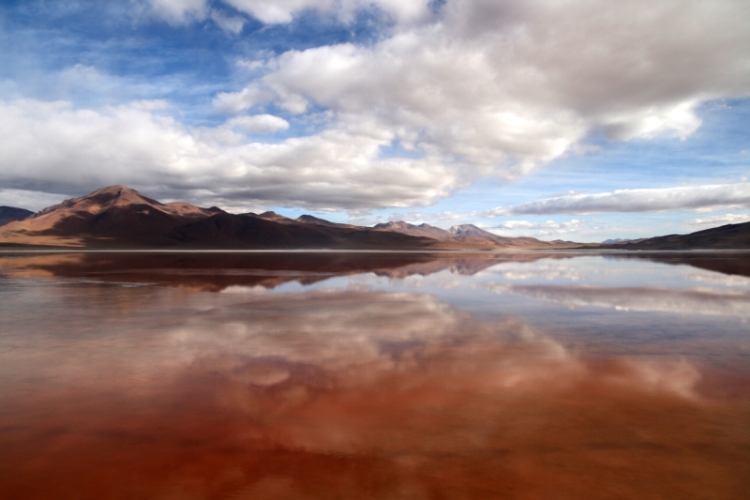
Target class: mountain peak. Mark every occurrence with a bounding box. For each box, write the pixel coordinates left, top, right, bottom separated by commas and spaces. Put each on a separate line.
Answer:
298, 214, 332, 224
374, 221, 412, 230
89, 185, 137, 196
31, 185, 161, 219
297, 214, 356, 228
256, 211, 293, 223
87, 185, 159, 204
448, 224, 484, 235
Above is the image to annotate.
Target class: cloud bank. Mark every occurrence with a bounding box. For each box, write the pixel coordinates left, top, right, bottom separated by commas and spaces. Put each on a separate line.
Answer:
144, 0, 435, 26
0, 99, 455, 209
488, 184, 750, 216
688, 213, 750, 227
492, 220, 586, 231
2, 0, 749, 210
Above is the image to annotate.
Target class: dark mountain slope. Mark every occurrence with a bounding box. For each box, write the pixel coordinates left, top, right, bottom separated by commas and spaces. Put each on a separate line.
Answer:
374, 221, 574, 249
0, 185, 581, 250
174, 213, 437, 249
0, 206, 33, 226
174, 213, 339, 248
619, 221, 750, 250
0, 186, 224, 247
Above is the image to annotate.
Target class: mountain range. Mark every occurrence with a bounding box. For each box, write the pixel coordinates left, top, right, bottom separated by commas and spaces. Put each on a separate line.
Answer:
0, 206, 34, 227
611, 221, 750, 250
0, 186, 578, 250
1, 185, 748, 250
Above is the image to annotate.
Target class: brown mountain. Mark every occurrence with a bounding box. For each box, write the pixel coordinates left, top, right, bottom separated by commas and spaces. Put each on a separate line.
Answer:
0, 185, 578, 250
254, 211, 295, 223
374, 221, 453, 239
374, 221, 575, 249
297, 214, 359, 229
0, 186, 438, 249
172, 211, 440, 249
616, 221, 750, 250
0, 186, 223, 247
0, 206, 33, 226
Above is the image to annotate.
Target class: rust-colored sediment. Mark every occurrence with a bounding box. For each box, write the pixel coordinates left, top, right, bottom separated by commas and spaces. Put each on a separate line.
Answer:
1, 317, 748, 499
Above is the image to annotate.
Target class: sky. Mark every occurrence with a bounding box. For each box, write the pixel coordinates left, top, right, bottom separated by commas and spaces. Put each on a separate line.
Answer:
0, 0, 748, 242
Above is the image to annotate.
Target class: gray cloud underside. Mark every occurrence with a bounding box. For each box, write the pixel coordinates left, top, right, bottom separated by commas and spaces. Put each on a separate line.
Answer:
1, 0, 749, 210
489, 183, 750, 216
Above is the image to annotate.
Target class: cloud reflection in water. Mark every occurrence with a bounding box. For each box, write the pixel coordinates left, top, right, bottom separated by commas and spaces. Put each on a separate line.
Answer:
1, 266, 749, 499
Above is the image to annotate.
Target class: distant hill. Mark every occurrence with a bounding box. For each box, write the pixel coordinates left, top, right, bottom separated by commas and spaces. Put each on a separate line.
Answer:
615, 221, 750, 250
0, 185, 580, 250
4, 185, 748, 250
601, 238, 646, 245
373, 221, 577, 249
297, 214, 359, 228
0, 206, 33, 227
0, 186, 223, 247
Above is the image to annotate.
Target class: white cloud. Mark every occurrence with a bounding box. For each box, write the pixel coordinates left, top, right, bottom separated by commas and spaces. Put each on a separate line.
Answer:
219, 0, 750, 183
484, 219, 589, 239
210, 10, 247, 34
225, 114, 290, 134
221, 0, 433, 25
143, 1, 249, 34
223, 0, 323, 24
487, 184, 750, 216
687, 213, 750, 227
146, 0, 209, 25
0, 188, 68, 212
213, 86, 274, 113
387, 211, 475, 224
492, 219, 586, 230
5, 1, 750, 212
0, 99, 456, 210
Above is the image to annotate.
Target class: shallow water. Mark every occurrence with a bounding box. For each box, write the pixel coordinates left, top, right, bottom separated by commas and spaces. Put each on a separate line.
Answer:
1, 251, 749, 499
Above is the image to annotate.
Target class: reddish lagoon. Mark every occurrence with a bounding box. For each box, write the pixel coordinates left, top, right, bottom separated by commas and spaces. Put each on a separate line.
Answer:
1, 251, 749, 499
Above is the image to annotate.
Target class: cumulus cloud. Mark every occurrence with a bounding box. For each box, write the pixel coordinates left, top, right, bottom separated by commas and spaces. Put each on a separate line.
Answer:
142, 1, 248, 34
212, 0, 750, 186
0, 99, 456, 210
387, 211, 475, 224
213, 86, 275, 113
486, 184, 750, 216
687, 213, 750, 227
143, 0, 434, 26
4, 0, 750, 211
146, 0, 209, 25
221, 0, 433, 25
0, 188, 70, 212
225, 114, 290, 134
492, 220, 586, 230
210, 10, 246, 34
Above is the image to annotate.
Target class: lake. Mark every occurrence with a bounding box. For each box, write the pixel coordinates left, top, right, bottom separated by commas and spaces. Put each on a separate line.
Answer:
1, 251, 749, 499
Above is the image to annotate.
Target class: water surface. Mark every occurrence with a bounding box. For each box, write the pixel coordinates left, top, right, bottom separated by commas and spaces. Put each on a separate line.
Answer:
1, 251, 749, 499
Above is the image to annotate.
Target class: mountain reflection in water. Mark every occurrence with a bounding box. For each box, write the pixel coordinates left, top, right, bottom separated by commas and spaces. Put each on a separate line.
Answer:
1, 251, 749, 499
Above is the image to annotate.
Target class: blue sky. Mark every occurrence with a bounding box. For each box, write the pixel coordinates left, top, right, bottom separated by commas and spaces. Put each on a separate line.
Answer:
0, 0, 748, 242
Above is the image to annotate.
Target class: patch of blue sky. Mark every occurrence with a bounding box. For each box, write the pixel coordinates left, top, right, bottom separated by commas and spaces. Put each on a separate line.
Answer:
0, 0, 387, 125
466, 98, 747, 207
340, 97, 750, 240
378, 139, 425, 160
0, 9, 235, 117
536, 98, 750, 193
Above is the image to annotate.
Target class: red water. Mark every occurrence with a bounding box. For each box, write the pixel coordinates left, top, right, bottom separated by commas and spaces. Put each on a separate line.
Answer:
1, 253, 749, 499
